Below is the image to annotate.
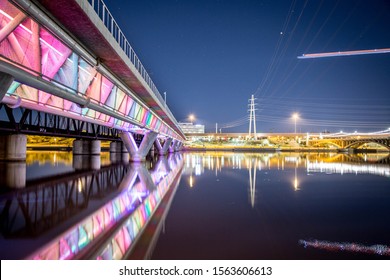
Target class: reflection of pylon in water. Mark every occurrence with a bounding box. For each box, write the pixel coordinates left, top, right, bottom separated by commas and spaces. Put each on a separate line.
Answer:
248, 159, 257, 208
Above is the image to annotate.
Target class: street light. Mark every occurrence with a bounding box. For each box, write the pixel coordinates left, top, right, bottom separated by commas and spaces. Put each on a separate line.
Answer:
163, 92, 167, 106
189, 114, 195, 123
292, 113, 299, 134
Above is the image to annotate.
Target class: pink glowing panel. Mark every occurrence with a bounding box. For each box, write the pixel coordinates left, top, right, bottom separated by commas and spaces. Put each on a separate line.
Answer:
104, 86, 117, 108
0, 17, 32, 69
125, 97, 134, 116
86, 73, 102, 101
40, 28, 72, 78
0, 1, 21, 19
46, 93, 65, 109
93, 214, 103, 236
100, 76, 114, 104
114, 228, 128, 255
59, 238, 73, 260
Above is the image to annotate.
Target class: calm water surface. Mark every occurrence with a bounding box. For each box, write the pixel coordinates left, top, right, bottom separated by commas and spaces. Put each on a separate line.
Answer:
152, 152, 390, 260
0, 151, 389, 259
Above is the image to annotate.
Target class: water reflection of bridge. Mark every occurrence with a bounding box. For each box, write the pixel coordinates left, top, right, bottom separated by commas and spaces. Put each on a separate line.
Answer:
0, 154, 184, 259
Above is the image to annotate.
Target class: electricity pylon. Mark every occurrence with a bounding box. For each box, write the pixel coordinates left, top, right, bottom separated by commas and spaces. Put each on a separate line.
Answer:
248, 94, 257, 139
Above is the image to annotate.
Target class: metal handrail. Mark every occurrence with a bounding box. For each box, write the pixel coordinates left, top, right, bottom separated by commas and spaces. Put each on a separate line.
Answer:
86, 0, 178, 124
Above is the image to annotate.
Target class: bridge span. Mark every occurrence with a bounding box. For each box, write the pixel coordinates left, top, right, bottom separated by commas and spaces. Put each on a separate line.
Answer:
186, 131, 390, 151
0, 0, 185, 161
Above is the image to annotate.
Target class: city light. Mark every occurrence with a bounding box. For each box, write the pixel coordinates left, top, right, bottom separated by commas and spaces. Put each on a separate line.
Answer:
189, 114, 195, 122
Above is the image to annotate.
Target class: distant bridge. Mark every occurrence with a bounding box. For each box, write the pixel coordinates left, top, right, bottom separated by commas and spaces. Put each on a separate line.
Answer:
186, 132, 390, 151
308, 134, 390, 150
0, 0, 184, 161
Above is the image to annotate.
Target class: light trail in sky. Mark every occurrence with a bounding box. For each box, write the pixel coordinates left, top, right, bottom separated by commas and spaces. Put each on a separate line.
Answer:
298, 48, 390, 59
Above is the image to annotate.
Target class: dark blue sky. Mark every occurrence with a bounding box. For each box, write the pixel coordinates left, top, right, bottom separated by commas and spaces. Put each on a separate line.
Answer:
104, 0, 390, 133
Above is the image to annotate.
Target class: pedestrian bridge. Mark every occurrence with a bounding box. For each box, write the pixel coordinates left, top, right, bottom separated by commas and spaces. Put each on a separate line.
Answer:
0, 0, 185, 161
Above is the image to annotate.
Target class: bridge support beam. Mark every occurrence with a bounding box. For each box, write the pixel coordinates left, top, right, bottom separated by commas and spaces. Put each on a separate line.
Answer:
73, 139, 101, 155
169, 139, 178, 153
169, 140, 183, 153
120, 131, 158, 162
155, 138, 172, 156
0, 72, 14, 101
175, 142, 183, 152
0, 134, 27, 161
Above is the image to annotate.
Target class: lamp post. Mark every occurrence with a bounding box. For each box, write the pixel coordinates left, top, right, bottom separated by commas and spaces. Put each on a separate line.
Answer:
163, 92, 166, 106
292, 113, 299, 134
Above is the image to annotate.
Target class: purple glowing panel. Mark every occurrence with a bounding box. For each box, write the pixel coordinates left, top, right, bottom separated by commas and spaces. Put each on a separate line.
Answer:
95, 157, 184, 260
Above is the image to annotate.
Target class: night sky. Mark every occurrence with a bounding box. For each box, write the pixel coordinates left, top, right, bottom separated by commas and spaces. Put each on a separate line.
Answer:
104, 0, 390, 133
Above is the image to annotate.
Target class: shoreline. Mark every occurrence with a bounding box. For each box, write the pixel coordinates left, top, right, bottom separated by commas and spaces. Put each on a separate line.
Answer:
183, 147, 386, 153
26, 145, 388, 154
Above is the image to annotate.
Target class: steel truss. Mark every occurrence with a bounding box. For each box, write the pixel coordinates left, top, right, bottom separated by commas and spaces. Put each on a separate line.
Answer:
0, 104, 120, 139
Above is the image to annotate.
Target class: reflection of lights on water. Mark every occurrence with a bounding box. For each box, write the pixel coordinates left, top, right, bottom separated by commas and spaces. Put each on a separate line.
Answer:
293, 168, 300, 191
307, 161, 390, 177
285, 157, 299, 162
195, 164, 201, 176
189, 175, 194, 187
77, 179, 83, 193
294, 178, 299, 191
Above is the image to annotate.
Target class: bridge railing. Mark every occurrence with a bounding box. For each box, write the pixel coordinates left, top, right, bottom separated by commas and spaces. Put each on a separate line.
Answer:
86, 0, 174, 117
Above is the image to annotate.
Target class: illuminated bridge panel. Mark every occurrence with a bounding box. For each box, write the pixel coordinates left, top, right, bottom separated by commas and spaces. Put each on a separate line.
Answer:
0, 0, 180, 139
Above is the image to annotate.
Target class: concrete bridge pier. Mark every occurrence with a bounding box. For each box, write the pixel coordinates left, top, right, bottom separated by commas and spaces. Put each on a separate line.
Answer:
72, 139, 101, 170
109, 141, 129, 163
73, 139, 101, 155
109, 141, 127, 153
155, 138, 172, 156
120, 131, 158, 162
0, 134, 27, 161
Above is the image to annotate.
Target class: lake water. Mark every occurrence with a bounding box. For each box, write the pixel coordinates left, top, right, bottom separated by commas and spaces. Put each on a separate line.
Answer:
152, 152, 390, 260
0, 151, 389, 260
